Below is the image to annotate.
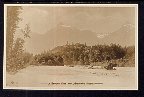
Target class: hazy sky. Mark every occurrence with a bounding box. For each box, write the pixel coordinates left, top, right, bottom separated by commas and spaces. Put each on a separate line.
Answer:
16, 5, 136, 54
19, 6, 135, 34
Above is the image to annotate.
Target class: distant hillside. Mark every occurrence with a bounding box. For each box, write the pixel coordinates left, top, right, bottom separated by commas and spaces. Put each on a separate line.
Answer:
102, 23, 135, 46
26, 23, 135, 55
45, 23, 98, 45
44, 23, 135, 47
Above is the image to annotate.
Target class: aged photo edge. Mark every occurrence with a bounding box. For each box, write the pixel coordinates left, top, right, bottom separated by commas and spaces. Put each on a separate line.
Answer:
3, 4, 138, 90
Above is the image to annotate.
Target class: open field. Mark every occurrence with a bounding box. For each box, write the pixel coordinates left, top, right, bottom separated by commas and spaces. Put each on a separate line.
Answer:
5, 65, 137, 90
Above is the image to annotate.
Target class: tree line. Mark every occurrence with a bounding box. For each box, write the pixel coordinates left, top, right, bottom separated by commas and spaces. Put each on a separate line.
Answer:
32, 43, 135, 67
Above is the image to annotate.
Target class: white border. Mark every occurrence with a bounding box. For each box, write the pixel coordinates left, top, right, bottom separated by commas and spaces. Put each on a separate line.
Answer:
3, 4, 138, 90
3, 4, 7, 90
135, 4, 138, 90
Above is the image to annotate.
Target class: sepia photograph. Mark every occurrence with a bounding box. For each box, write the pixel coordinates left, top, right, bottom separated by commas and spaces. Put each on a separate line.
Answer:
3, 4, 138, 90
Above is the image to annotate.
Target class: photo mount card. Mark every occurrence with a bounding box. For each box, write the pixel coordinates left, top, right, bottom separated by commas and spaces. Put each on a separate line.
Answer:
3, 4, 138, 90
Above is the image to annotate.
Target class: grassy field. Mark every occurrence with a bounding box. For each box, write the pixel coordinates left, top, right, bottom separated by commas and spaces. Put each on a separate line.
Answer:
6, 65, 137, 90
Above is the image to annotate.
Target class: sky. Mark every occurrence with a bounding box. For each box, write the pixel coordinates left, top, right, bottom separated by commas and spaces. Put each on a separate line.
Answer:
15, 5, 136, 54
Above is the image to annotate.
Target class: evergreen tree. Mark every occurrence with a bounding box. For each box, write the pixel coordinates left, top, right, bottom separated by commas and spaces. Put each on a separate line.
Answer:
6, 6, 22, 72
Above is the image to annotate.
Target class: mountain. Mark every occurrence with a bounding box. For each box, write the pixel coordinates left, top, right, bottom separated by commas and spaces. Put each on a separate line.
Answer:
97, 23, 135, 46
43, 23, 99, 46
26, 23, 135, 54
